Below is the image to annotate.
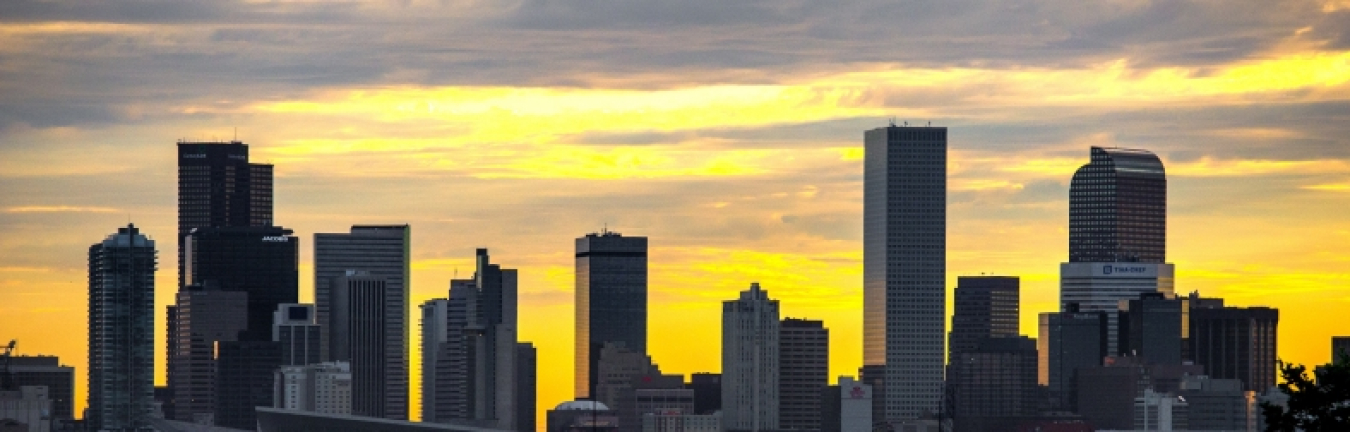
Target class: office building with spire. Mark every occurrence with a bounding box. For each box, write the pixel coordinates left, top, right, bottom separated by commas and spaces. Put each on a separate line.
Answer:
722, 283, 780, 431
863, 124, 948, 421
575, 230, 648, 400
88, 224, 157, 431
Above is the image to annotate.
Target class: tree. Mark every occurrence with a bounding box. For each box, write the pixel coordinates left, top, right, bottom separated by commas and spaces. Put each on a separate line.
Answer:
1261, 354, 1350, 431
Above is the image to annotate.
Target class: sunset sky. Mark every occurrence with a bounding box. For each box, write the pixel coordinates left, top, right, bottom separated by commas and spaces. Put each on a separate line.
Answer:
3, 0, 1350, 426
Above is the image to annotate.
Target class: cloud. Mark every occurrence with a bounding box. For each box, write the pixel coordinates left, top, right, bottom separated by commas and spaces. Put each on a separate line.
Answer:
5, 206, 119, 213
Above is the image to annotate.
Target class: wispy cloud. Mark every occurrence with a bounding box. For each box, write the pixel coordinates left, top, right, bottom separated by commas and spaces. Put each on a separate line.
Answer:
5, 206, 119, 213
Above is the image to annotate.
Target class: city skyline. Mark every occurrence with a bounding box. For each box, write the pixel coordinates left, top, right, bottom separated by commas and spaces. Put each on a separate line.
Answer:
4, 1, 1350, 429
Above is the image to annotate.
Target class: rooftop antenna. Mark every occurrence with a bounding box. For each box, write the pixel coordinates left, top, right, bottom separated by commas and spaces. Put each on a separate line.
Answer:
888, 117, 897, 127
234, 127, 237, 142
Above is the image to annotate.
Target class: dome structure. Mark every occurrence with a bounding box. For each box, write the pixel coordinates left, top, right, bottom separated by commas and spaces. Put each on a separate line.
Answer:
554, 400, 611, 411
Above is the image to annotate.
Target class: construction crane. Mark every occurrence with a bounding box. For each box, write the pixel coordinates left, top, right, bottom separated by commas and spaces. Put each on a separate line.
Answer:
1, 340, 14, 391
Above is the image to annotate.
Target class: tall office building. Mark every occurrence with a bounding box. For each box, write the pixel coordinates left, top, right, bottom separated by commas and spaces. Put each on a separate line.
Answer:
1068, 147, 1167, 263
330, 271, 406, 419
576, 231, 649, 400
722, 283, 780, 431
170, 285, 248, 423
183, 226, 299, 342
949, 276, 1019, 356
1335, 337, 1350, 362
274, 303, 322, 366
779, 318, 828, 432
517, 343, 538, 432
947, 336, 1038, 432
177, 141, 274, 288
314, 225, 410, 363
88, 224, 157, 431
429, 250, 521, 430
863, 124, 947, 421
9, 356, 76, 423
428, 280, 476, 423
421, 299, 451, 423
687, 373, 721, 415
1060, 262, 1174, 354
1189, 297, 1278, 391
1038, 308, 1108, 410
1117, 293, 1187, 365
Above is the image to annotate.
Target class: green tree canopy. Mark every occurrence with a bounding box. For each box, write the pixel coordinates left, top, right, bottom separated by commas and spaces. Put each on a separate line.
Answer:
1261, 354, 1350, 431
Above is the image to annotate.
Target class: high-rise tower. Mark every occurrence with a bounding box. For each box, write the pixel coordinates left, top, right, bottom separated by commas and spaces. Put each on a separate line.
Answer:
722, 283, 781, 431
949, 276, 1020, 357
1068, 147, 1166, 263
176, 141, 273, 288
314, 225, 411, 367
88, 224, 157, 431
863, 124, 947, 421
575, 230, 648, 399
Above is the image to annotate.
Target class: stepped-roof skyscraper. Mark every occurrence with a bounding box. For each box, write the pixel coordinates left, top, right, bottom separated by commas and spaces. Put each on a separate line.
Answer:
863, 124, 947, 421
1068, 147, 1166, 263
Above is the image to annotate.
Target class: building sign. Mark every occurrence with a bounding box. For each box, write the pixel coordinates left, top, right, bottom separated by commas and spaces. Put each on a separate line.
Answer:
261, 236, 290, 242
182, 154, 206, 159
847, 385, 870, 399
1096, 264, 1157, 277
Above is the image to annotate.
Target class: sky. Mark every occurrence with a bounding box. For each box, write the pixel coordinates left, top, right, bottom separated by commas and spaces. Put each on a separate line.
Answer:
2, 0, 1350, 426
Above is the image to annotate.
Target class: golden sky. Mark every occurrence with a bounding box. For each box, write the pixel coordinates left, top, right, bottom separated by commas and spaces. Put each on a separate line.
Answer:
2, 0, 1350, 427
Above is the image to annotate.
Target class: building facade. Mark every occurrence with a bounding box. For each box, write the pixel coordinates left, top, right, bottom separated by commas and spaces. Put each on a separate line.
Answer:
517, 343, 537, 432
1335, 336, 1350, 362
575, 231, 648, 400
330, 272, 404, 419
1068, 146, 1167, 264
274, 303, 322, 366
275, 362, 353, 415
1118, 293, 1187, 365
721, 283, 780, 431
183, 226, 299, 343
947, 337, 1038, 432
87, 224, 157, 431
421, 299, 451, 423
1189, 299, 1278, 391
214, 340, 283, 429
176, 141, 273, 289
949, 276, 1019, 356
686, 373, 720, 415
863, 125, 947, 421
428, 250, 521, 430
1059, 262, 1175, 354
170, 285, 248, 423
314, 225, 411, 365
779, 318, 828, 431
8, 356, 75, 423
1038, 309, 1108, 411
821, 376, 872, 432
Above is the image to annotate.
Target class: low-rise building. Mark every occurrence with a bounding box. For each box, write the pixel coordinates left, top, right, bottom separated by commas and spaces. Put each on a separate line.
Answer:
274, 362, 352, 415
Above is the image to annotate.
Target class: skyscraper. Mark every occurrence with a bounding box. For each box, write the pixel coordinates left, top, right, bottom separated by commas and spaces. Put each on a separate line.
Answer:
949, 276, 1020, 356
575, 231, 648, 400
947, 336, 1038, 431
87, 224, 157, 431
1060, 262, 1175, 354
1189, 297, 1278, 391
420, 299, 450, 423
314, 225, 410, 364
1038, 308, 1108, 411
171, 285, 248, 423
1068, 147, 1167, 264
779, 318, 828, 432
330, 271, 405, 419
1117, 293, 1187, 365
516, 343, 538, 432
428, 250, 521, 430
722, 283, 780, 431
177, 141, 273, 289
274, 303, 322, 366
863, 124, 947, 421
183, 226, 299, 342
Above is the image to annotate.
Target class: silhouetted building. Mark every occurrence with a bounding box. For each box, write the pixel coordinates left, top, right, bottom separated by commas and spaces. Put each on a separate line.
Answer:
864, 124, 947, 421
592, 343, 668, 432
87, 224, 157, 431
8, 356, 75, 422
576, 231, 648, 400
687, 373, 721, 415
314, 225, 410, 366
430, 250, 521, 430
779, 318, 828, 431
722, 283, 780, 431
177, 141, 273, 289
858, 365, 886, 429
1074, 356, 1203, 430
422, 298, 451, 423
1133, 389, 1188, 431
1118, 293, 1187, 365
1189, 297, 1278, 391
171, 285, 248, 423
821, 376, 871, 432
183, 226, 299, 343
214, 340, 283, 429
1038, 308, 1107, 410
1335, 337, 1350, 362
274, 303, 322, 366
1068, 147, 1167, 264
330, 271, 403, 420
635, 386, 695, 429
517, 343, 537, 432
950, 276, 1019, 357
948, 337, 1038, 432
1060, 262, 1174, 354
